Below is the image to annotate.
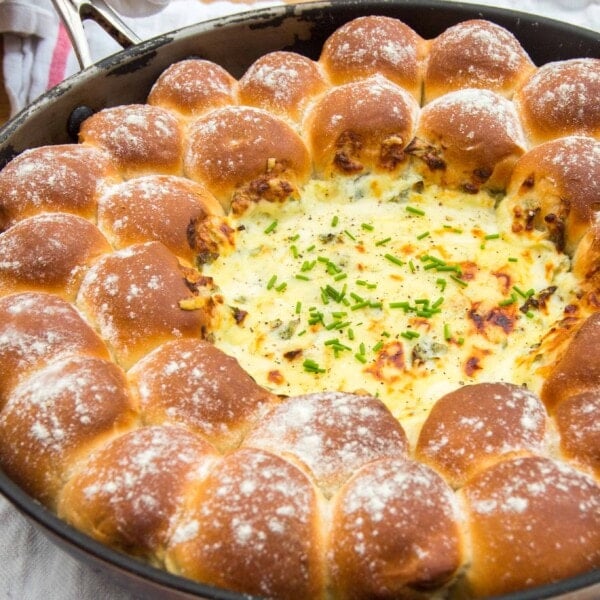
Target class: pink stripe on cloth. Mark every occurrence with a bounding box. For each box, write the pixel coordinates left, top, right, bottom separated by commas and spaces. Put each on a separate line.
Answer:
47, 22, 73, 90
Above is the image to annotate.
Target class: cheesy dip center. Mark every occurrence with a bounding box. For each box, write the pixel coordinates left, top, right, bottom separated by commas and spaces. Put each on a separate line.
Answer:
203, 173, 576, 437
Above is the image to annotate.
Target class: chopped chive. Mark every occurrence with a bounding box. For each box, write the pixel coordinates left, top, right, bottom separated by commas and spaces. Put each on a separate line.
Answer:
436, 278, 447, 292
401, 330, 420, 340
361, 223, 374, 231
331, 215, 339, 227
384, 253, 404, 266
348, 328, 355, 340
484, 233, 500, 240
275, 282, 287, 292
350, 301, 369, 311
409, 260, 416, 273
417, 231, 430, 240
301, 260, 316, 272
297, 329, 307, 336
526, 288, 535, 297
334, 272, 347, 282
350, 292, 364, 303
457, 337, 465, 345
375, 237, 392, 246
344, 229, 356, 241
290, 245, 299, 258
295, 274, 310, 281
306, 244, 315, 252
499, 294, 517, 307
508, 257, 518, 262
406, 205, 425, 216
389, 301, 409, 309
369, 301, 383, 309
295, 301, 302, 314
290, 234, 300, 241
303, 359, 325, 373
513, 285, 528, 298
359, 343, 366, 355
264, 220, 278, 234
525, 311, 535, 319
444, 323, 452, 341
266, 275, 277, 290
450, 274, 468, 287
431, 297, 444, 309
373, 341, 384, 352
355, 353, 367, 364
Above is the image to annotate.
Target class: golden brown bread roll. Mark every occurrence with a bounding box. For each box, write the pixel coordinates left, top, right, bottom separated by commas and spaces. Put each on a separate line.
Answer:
0, 355, 137, 508
554, 390, 600, 476
184, 105, 311, 212
96, 174, 224, 265
76, 241, 209, 368
165, 447, 326, 599
460, 456, 600, 597
147, 58, 237, 117
0, 213, 112, 300
329, 458, 463, 599
505, 136, 600, 255
306, 75, 419, 177
409, 88, 526, 192
128, 338, 277, 451
243, 391, 409, 497
423, 19, 535, 103
0, 292, 109, 408
319, 15, 425, 100
79, 104, 185, 178
58, 424, 219, 562
541, 312, 600, 410
514, 58, 600, 144
238, 51, 329, 124
416, 382, 547, 487
0, 144, 117, 231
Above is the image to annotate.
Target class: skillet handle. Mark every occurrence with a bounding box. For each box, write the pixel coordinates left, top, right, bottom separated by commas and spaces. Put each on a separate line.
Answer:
51, 0, 142, 70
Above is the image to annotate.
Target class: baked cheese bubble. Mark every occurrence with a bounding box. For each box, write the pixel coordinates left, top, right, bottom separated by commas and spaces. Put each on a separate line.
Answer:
203, 171, 577, 441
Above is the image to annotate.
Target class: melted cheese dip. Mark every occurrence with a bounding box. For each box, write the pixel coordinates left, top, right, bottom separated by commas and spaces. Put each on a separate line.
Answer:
203, 173, 577, 439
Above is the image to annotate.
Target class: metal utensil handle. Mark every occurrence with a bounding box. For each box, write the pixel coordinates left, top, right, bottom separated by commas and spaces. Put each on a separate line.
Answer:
51, 0, 142, 70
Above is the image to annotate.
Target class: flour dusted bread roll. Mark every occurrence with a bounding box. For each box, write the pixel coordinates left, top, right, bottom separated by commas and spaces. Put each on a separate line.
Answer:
505, 136, 600, 254
329, 458, 463, 599
79, 104, 185, 178
410, 88, 526, 192
184, 105, 311, 212
97, 175, 224, 265
416, 382, 547, 487
423, 19, 535, 103
0, 292, 108, 406
58, 425, 219, 562
243, 391, 409, 497
129, 338, 277, 451
461, 456, 600, 597
541, 312, 600, 410
165, 447, 326, 600
239, 51, 329, 124
0, 355, 137, 507
306, 76, 419, 176
0, 144, 117, 231
77, 241, 209, 368
319, 15, 425, 100
0, 213, 111, 299
554, 391, 600, 476
515, 58, 600, 144
147, 58, 237, 117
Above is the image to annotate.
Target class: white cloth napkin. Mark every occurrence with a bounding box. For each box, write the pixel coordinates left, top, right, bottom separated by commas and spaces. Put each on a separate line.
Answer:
0, 1, 599, 599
